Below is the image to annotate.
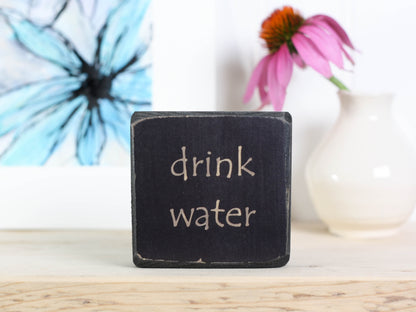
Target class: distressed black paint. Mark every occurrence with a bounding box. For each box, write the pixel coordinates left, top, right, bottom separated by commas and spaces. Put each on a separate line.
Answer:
131, 112, 292, 268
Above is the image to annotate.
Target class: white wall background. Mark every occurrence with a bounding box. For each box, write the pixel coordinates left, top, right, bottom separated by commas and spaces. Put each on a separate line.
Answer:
0, 0, 415, 228
155, 0, 416, 221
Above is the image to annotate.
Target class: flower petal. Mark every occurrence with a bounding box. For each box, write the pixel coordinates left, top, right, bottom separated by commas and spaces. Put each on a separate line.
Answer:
0, 76, 83, 136
257, 67, 270, 109
292, 33, 332, 78
341, 45, 355, 65
243, 55, 271, 103
273, 44, 293, 111
305, 18, 355, 66
76, 105, 107, 165
276, 44, 294, 89
48, 0, 97, 64
292, 53, 306, 68
299, 24, 344, 68
111, 70, 152, 105
277, 84, 287, 112
0, 96, 86, 165
95, 0, 151, 75
267, 52, 281, 110
99, 99, 131, 150
309, 15, 354, 49
0, 9, 83, 73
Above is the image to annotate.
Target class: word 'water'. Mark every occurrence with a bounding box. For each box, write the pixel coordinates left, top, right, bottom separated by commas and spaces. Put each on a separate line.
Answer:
170, 199, 256, 230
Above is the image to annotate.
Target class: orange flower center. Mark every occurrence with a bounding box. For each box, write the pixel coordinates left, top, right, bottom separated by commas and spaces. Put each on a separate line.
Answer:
260, 6, 304, 54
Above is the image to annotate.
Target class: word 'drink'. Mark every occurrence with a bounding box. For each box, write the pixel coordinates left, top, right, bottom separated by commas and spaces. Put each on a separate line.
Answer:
131, 112, 292, 268
170, 146, 255, 181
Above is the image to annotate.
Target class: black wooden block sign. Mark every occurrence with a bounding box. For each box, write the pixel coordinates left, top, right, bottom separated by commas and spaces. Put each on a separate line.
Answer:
131, 112, 291, 268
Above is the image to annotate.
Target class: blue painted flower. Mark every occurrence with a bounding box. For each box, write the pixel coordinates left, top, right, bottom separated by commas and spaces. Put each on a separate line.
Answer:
0, 0, 151, 165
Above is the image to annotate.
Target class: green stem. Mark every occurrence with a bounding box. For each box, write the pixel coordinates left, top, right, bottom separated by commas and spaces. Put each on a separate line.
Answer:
329, 76, 349, 91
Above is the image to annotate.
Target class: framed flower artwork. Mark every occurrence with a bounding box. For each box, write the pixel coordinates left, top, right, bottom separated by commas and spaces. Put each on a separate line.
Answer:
0, 0, 152, 229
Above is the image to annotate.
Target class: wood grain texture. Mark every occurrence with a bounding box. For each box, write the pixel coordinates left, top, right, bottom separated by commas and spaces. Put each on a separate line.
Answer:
1, 280, 415, 311
1, 222, 415, 311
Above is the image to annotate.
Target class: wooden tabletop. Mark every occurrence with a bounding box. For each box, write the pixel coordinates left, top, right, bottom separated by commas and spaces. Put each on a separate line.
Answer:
1, 222, 415, 311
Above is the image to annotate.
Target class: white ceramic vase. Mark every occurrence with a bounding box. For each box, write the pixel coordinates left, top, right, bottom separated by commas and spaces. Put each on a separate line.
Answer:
306, 91, 416, 238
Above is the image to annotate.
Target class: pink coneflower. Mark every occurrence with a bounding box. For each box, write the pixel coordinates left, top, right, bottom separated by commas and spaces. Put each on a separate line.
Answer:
244, 6, 355, 111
